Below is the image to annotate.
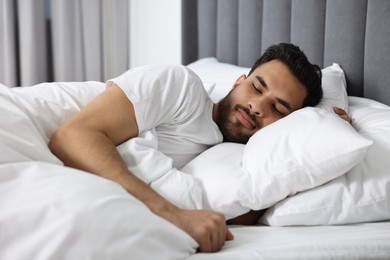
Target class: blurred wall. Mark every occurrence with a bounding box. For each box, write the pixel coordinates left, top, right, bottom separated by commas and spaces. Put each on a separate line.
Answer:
130, 0, 182, 68
0, 0, 182, 86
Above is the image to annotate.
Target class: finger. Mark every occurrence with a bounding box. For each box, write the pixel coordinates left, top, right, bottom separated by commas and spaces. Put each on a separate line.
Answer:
218, 224, 225, 248
211, 231, 221, 252
344, 115, 352, 124
214, 213, 226, 251
214, 211, 228, 242
333, 107, 345, 115
225, 228, 234, 241
198, 236, 211, 253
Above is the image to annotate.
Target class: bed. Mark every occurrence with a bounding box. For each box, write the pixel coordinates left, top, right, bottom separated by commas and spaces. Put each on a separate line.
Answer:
1, 0, 390, 259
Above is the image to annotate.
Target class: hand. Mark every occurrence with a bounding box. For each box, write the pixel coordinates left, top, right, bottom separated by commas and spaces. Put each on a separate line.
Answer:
333, 107, 352, 124
168, 208, 234, 252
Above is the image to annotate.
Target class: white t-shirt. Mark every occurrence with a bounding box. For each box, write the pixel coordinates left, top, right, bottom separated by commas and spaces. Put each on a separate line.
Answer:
107, 64, 223, 168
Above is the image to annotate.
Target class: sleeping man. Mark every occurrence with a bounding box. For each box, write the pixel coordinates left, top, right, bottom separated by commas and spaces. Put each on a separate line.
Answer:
49, 43, 350, 253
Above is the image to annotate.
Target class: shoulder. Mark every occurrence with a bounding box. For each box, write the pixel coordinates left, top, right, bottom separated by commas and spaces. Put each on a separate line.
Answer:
107, 63, 208, 109
144, 64, 204, 89
114, 64, 199, 80
108, 64, 203, 91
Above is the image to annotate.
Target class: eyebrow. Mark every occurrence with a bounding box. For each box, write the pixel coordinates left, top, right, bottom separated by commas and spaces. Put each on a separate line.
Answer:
255, 75, 268, 90
255, 75, 292, 112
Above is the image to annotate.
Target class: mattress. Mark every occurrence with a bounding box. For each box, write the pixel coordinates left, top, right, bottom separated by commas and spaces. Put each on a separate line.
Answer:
189, 221, 390, 259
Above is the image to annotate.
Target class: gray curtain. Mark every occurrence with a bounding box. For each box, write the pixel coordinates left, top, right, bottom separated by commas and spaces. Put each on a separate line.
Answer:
0, 0, 130, 87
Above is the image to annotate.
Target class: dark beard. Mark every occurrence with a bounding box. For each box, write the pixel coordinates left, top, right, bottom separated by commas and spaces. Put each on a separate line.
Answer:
215, 94, 253, 144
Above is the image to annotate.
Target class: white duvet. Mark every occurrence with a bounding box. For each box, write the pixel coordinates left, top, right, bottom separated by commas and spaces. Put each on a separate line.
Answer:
0, 83, 197, 260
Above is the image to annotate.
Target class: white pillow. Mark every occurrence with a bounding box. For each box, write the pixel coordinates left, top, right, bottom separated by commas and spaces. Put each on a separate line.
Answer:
260, 97, 390, 226
182, 107, 373, 220
317, 63, 348, 112
181, 143, 249, 220
187, 57, 250, 102
241, 107, 372, 209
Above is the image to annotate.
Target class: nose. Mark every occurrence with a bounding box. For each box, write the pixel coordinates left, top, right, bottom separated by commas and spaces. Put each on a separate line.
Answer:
248, 102, 263, 117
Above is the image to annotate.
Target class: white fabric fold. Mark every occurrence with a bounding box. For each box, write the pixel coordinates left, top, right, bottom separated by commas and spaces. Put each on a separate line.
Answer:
117, 129, 203, 210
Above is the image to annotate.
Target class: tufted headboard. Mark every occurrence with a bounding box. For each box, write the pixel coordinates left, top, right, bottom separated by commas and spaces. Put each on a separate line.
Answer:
182, 0, 390, 105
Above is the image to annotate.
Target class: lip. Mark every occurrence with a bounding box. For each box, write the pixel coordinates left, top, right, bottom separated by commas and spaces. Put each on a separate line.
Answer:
236, 108, 256, 129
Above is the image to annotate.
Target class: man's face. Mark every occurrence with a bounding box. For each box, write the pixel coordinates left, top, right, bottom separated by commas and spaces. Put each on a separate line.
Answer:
215, 59, 307, 143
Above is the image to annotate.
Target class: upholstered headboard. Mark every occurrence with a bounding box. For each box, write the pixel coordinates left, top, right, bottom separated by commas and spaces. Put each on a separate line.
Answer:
182, 0, 390, 105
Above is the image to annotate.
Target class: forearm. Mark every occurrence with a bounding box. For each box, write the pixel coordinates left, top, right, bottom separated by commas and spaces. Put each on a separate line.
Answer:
49, 126, 177, 216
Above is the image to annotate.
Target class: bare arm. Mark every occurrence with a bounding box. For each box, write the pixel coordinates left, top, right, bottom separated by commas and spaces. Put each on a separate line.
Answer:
49, 85, 233, 252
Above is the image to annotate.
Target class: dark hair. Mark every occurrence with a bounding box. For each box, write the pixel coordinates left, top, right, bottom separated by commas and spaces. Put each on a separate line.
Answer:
248, 43, 323, 107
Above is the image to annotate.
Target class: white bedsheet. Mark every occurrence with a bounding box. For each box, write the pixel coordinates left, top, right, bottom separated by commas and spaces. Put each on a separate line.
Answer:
189, 222, 390, 260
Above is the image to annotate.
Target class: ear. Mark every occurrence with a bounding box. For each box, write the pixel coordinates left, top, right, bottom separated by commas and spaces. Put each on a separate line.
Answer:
232, 74, 247, 89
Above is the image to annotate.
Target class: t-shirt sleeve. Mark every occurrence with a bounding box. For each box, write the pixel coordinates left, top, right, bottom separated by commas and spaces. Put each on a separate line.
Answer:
106, 64, 205, 133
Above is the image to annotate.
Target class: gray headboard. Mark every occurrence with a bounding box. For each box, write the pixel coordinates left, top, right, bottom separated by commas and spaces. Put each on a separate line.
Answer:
182, 0, 390, 105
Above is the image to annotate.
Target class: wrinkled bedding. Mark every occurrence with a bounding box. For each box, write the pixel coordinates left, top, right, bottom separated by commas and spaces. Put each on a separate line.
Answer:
2, 79, 390, 259
0, 83, 197, 260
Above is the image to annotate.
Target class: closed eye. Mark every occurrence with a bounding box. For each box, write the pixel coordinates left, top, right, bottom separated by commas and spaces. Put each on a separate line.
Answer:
252, 84, 262, 94
272, 105, 286, 117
